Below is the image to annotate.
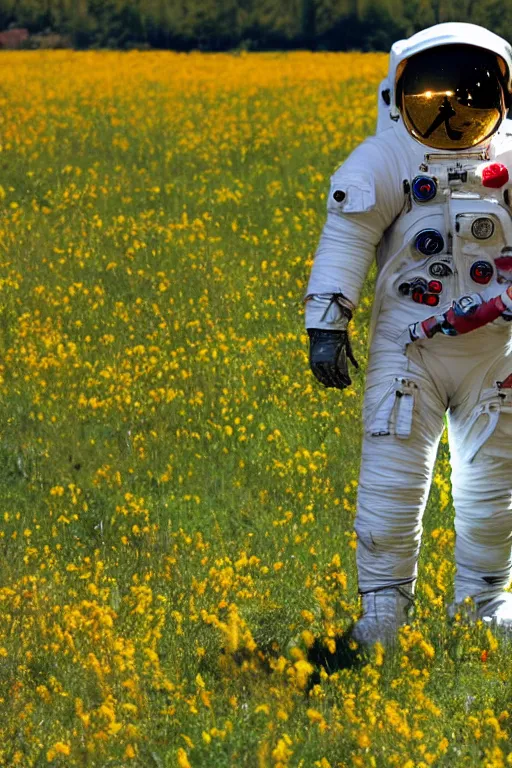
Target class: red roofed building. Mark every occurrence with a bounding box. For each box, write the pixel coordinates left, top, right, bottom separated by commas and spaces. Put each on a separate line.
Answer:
0, 29, 29, 49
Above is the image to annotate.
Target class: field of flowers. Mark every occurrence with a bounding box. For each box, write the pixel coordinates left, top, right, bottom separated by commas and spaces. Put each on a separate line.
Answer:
0, 49, 510, 767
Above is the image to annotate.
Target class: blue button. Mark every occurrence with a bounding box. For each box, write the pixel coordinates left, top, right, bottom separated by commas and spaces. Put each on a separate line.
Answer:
412, 176, 437, 203
415, 229, 444, 256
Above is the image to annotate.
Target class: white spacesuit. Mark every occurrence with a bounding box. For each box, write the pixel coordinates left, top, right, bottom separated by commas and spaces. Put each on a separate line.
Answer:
305, 22, 512, 646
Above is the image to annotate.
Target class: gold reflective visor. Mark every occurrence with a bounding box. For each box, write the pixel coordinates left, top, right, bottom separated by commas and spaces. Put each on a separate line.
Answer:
398, 44, 507, 150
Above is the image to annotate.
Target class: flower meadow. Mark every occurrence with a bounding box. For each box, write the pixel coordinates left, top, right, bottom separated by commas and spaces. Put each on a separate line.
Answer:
0, 50, 511, 767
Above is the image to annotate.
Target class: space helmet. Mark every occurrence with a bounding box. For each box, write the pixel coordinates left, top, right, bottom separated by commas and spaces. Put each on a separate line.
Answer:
388, 23, 512, 150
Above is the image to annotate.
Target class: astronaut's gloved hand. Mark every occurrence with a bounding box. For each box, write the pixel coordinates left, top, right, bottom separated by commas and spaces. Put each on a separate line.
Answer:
408, 285, 512, 342
308, 328, 359, 389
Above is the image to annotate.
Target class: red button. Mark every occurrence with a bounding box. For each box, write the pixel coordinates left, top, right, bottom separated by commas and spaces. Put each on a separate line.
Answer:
428, 280, 443, 294
496, 256, 512, 272
482, 163, 509, 188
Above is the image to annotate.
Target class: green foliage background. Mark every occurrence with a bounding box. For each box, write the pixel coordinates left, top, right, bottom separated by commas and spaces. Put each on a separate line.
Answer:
1, 0, 512, 51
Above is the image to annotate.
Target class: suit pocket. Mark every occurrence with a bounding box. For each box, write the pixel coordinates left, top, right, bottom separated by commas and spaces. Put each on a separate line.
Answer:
460, 381, 512, 463
327, 173, 376, 215
365, 378, 419, 439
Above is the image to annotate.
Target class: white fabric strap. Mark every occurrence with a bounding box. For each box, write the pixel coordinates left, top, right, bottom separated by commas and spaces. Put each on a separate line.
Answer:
369, 390, 396, 436
395, 391, 415, 439
304, 294, 350, 331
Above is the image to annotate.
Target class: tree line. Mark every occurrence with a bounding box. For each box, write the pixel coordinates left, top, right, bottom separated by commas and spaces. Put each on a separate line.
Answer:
0, 0, 511, 52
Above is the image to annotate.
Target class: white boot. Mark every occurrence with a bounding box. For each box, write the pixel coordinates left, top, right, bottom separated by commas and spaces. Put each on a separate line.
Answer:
449, 592, 512, 630
352, 586, 414, 648
477, 592, 512, 629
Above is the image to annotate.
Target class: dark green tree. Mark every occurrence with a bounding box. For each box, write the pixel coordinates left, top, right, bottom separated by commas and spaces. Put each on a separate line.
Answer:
0, 0, 509, 52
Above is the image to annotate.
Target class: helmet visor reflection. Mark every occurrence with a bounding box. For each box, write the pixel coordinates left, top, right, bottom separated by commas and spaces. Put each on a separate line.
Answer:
399, 45, 506, 150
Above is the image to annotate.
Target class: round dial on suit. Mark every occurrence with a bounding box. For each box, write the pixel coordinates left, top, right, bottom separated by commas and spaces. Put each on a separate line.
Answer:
415, 229, 445, 255
429, 261, 453, 277
470, 260, 494, 284
471, 217, 495, 239
412, 175, 437, 202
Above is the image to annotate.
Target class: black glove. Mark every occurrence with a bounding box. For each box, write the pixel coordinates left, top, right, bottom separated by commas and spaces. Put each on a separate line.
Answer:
308, 328, 359, 389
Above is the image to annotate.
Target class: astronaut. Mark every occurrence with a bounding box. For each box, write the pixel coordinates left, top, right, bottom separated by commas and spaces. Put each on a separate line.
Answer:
305, 22, 512, 647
